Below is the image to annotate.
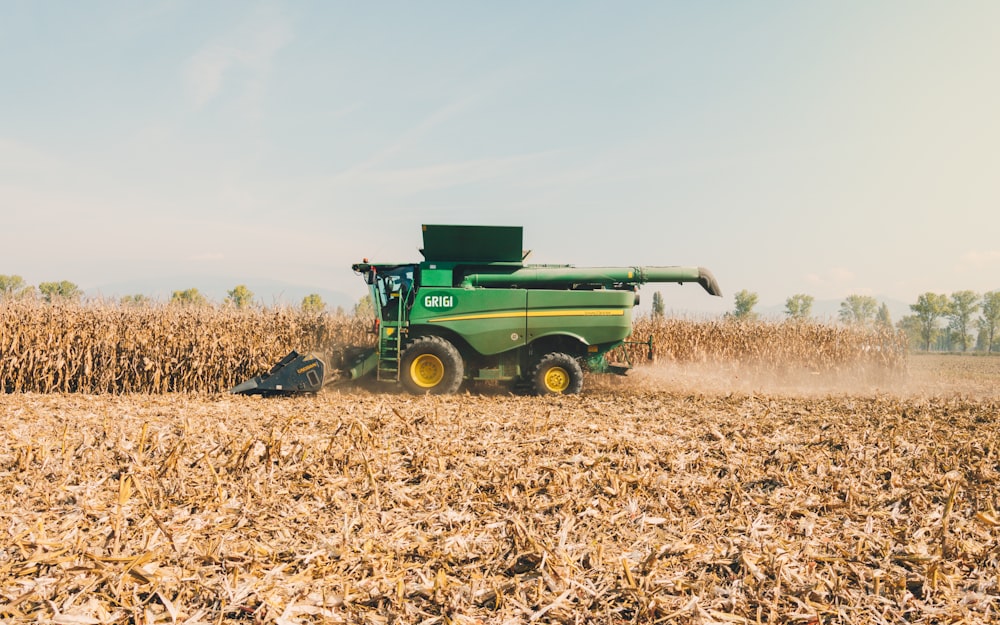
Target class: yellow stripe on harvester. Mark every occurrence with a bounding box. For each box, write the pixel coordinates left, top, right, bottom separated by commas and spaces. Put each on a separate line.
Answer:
429, 309, 625, 323
528, 309, 625, 318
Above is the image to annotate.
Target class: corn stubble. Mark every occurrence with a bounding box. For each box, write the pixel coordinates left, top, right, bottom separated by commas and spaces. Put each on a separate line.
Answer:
1, 390, 998, 624
1, 302, 907, 394
2, 302, 997, 623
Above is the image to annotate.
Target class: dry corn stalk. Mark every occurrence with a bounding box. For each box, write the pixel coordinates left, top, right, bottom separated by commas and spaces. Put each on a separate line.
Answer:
2, 302, 906, 394
613, 317, 908, 383
0, 300, 372, 393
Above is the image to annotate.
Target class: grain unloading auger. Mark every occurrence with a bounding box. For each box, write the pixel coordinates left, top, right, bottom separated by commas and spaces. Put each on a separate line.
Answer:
231, 225, 721, 396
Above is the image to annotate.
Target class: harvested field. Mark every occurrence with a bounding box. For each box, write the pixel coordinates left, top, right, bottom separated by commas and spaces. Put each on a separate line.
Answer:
904, 354, 1000, 398
2, 366, 999, 623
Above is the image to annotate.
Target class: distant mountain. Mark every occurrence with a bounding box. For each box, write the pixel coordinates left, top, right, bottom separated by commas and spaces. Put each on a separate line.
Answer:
85, 276, 356, 311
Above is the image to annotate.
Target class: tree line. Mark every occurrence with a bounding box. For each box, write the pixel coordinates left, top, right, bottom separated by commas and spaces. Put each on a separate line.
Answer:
649, 287, 1000, 353
0, 274, 338, 314
897, 291, 1000, 353
8, 272, 998, 352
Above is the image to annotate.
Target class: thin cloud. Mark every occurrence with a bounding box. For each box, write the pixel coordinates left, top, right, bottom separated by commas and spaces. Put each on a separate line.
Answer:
0, 140, 122, 226
189, 252, 225, 262
805, 267, 855, 286
186, 46, 238, 107
330, 152, 548, 197
801, 267, 872, 300
335, 95, 480, 180
0, 137, 61, 173
184, 7, 293, 108
960, 249, 1000, 267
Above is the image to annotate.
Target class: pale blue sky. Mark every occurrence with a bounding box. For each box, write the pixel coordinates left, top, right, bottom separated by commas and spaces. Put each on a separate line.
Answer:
2, 1, 998, 314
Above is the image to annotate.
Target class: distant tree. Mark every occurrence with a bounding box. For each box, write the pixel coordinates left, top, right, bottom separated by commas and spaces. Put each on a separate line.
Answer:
979, 291, 1000, 353
121, 294, 151, 307
38, 280, 81, 303
0, 274, 34, 300
353, 294, 375, 318
946, 290, 979, 352
731, 290, 758, 320
784, 294, 813, 320
897, 315, 923, 350
937, 327, 955, 351
301, 293, 326, 314
910, 292, 949, 351
171, 288, 207, 306
225, 284, 255, 309
876, 302, 892, 328
651, 291, 665, 318
838, 294, 878, 326
334, 305, 346, 316
976, 324, 989, 352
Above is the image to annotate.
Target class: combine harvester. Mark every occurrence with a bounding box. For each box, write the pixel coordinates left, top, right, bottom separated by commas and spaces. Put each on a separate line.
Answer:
231, 225, 721, 396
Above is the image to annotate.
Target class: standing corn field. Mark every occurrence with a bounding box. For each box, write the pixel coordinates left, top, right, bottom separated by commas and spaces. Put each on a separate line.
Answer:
0, 300, 372, 393
614, 318, 908, 382
1, 301, 906, 394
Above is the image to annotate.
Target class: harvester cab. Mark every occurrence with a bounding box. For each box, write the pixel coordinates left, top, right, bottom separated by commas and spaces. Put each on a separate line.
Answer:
366, 264, 415, 321
231, 224, 721, 396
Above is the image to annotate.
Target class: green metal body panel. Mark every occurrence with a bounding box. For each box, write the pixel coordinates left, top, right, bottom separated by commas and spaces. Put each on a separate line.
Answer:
347, 347, 378, 380
419, 267, 452, 287
410, 287, 528, 355
400, 287, 636, 358
525, 290, 634, 347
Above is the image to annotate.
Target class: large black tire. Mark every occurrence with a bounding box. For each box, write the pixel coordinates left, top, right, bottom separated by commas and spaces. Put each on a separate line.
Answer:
400, 336, 464, 395
531, 352, 584, 395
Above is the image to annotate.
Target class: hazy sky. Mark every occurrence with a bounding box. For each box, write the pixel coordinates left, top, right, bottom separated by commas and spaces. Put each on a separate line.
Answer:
2, 1, 998, 314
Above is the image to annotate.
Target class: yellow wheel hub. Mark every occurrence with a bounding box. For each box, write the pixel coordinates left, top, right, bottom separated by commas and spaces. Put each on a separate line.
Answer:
543, 366, 570, 393
410, 353, 445, 388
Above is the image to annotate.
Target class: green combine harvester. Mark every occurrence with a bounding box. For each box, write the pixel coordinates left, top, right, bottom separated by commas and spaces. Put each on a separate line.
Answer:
231, 225, 721, 396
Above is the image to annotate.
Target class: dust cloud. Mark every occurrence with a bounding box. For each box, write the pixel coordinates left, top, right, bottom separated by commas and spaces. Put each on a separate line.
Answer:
590, 355, 1000, 399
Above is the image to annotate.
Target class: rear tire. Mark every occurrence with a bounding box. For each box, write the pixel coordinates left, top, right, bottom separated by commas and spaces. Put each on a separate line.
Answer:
400, 336, 464, 395
531, 352, 584, 395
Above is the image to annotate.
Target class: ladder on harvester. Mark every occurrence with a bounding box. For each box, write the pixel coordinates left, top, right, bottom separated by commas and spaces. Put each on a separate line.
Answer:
376, 291, 405, 382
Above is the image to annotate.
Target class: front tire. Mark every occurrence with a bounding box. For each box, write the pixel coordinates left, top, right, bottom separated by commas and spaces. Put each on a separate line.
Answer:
400, 336, 464, 395
531, 352, 584, 395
